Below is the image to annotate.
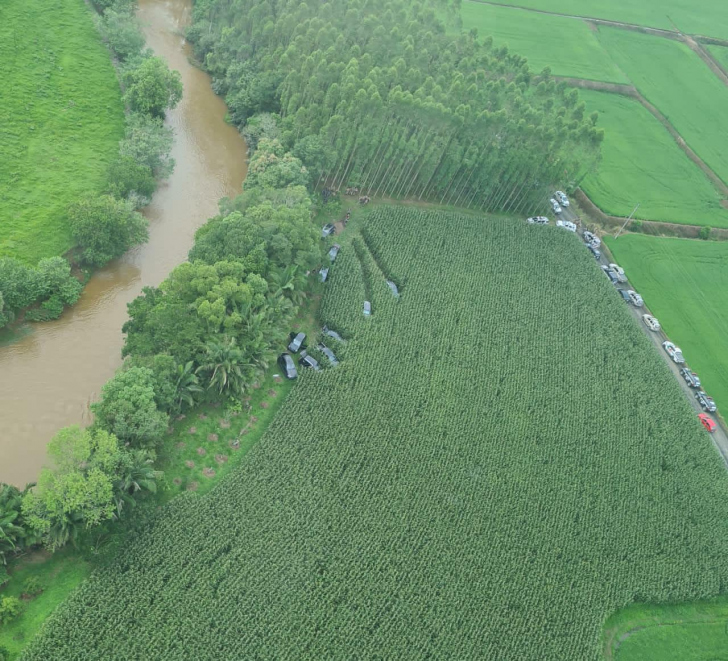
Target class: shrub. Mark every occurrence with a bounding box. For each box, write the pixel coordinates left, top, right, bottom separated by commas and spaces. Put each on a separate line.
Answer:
0, 597, 23, 625
123, 56, 182, 118
22, 576, 45, 598
698, 225, 711, 240
107, 155, 156, 203
118, 113, 175, 179
100, 7, 144, 62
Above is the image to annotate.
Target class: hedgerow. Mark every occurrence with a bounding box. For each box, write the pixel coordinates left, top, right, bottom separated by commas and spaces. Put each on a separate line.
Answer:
21, 208, 728, 660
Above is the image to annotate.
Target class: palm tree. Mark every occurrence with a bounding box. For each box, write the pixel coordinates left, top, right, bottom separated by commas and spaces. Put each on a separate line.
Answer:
268, 265, 306, 305
174, 361, 203, 411
0, 483, 37, 564
113, 450, 161, 518
196, 336, 253, 397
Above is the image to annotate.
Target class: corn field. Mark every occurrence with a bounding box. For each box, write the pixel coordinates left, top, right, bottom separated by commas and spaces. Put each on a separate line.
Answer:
21, 207, 728, 660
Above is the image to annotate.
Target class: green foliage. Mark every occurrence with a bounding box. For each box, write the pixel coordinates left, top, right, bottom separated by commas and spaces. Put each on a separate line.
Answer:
0, 645, 7, 661
0, 484, 36, 567
106, 155, 156, 203
21, 577, 45, 599
189, 0, 602, 213
0, 0, 125, 264
0, 598, 23, 626
99, 6, 145, 62
0, 259, 40, 311
123, 56, 183, 118
698, 226, 711, 240
91, 367, 169, 450
68, 195, 149, 267
117, 112, 175, 179
20, 207, 728, 659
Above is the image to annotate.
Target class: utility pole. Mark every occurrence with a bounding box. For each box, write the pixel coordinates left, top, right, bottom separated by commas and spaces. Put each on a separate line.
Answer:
614, 204, 640, 239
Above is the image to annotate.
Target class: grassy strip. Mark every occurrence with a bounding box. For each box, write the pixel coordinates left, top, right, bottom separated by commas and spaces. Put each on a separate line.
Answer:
604, 234, 728, 412
580, 90, 728, 227
459, 2, 628, 83
596, 27, 728, 188
602, 597, 728, 660
0, 0, 125, 264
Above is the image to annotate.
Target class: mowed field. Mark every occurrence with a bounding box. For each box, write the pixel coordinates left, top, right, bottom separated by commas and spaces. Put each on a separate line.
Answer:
479, 0, 728, 40
20, 207, 728, 660
580, 90, 728, 227
596, 27, 728, 189
605, 234, 728, 412
0, 0, 124, 264
459, 2, 627, 83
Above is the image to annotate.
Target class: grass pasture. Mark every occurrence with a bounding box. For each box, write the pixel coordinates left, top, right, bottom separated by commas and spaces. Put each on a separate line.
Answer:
19, 207, 728, 660
0, 0, 124, 264
603, 597, 728, 661
580, 90, 728, 227
596, 27, 728, 189
459, 2, 627, 83
605, 234, 728, 413
478, 0, 728, 41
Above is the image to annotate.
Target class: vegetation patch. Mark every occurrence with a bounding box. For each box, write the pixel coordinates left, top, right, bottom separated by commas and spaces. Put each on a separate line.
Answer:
0, 0, 125, 264
458, 2, 628, 83
605, 234, 728, 412
20, 207, 728, 659
580, 90, 728, 226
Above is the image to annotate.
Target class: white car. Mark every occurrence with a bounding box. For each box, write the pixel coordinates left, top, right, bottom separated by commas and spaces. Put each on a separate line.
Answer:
607, 265, 627, 283
642, 314, 661, 332
663, 341, 685, 364
583, 231, 601, 248
555, 191, 570, 207
550, 198, 563, 214
556, 220, 577, 232
527, 216, 549, 225
627, 290, 643, 307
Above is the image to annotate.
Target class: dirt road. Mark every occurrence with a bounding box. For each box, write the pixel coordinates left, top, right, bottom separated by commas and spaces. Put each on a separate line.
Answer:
562, 206, 728, 466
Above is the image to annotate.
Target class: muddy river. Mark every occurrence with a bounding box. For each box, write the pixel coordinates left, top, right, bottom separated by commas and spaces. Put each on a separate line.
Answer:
0, 0, 247, 485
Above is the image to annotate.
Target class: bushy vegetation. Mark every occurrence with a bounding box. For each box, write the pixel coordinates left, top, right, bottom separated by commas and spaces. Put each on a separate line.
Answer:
580, 90, 728, 227
20, 207, 728, 659
189, 0, 603, 213
605, 234, 728, 412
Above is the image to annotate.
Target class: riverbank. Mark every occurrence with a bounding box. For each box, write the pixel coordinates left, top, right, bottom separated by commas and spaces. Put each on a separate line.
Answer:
0, 0, 247, 486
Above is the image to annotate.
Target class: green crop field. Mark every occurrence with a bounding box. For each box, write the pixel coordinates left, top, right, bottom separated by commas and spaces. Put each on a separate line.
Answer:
580, 90, 728, 227
0, 0, 124, 264
459, 2, 628, 83
602, 596, 728, 660
480, 0, 728, 41
596, 27, 728, 189
20, 207, 728, 660
605, 234, 728, 413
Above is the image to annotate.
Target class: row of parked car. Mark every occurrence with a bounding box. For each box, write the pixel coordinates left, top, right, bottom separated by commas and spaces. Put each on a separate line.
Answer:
277, 328, 343, 380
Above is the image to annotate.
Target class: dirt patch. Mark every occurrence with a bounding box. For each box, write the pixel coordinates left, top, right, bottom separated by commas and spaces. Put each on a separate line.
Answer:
173, 477, 183, 486
202, 467, 215, 478
176, 414, 186, 421
252, 382, 261, 389
215, 454, 228, 465
176, 442, 186, 450
274, 376, 282, 383
219, 419, 231, 429
240, 428, 249, 436
185, 460, 195, 469
721, 199, 728, 209
268, 389, 277, 397
229, 439, 241, 450
167, 426, 175, 435
250, 416, 258, 424
260, 401, 269, 409
188, 426, 197, 435
198, 413, 208, 420
186, 481, 198, 491
196, 447, 207, 456
207, 433, 218, 442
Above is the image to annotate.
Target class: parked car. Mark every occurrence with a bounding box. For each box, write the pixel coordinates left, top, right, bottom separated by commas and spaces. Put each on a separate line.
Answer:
322, 325, 345, 343
299, 350, 321, 371
386, 280, 400, 297
321, 223, 335, 238
617, 289, 631, 303
550, 198, 563, 214
601, 265, 619, 284
319, 268, 329, 283
680, 367, 701, 388
527, 216, 549, 225
277, 353, 297, 380
662, 341, 685, 364
363, 301, 371, 316
583, 231, 601, 247
328, 243, 341, 262
642, 314, 661, 332
627, 290, 643, 307
588, 243, 601, 259
555, 191, 570, 207
696, 391, 717, 413
698, 413, 717, 432
317, 343, 339, 366
288, 332, 306, 353
556, 220, 577, 232
609, 263, 625, 277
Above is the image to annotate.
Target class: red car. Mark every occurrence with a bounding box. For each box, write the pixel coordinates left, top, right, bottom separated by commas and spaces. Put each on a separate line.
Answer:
698, 413, 716, 433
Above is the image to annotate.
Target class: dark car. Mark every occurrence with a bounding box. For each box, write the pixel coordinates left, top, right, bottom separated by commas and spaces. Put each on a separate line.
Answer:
588, 243, 601, 259
601, 266, 618, 284
321, 223, 335, 238
680, 368, 701, 389
288, 332, 306, 353
278, 353, 297, 380
695, 391, 717, 413
299, 350, 321, 371
317, 343, 339, 366
617, 289, 631, 303
322, 325, 345, 343
328, 243, 341, 262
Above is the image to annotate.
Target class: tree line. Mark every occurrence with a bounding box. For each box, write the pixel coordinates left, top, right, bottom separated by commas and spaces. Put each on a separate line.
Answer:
0, 0, 181, 330
187, 0, 603, 212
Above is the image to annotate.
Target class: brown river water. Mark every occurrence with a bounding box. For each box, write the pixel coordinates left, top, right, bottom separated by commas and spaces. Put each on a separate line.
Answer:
0, 0, 247, 486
